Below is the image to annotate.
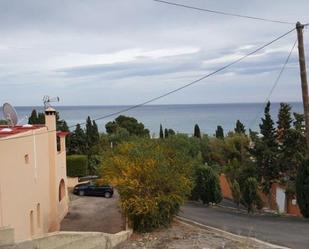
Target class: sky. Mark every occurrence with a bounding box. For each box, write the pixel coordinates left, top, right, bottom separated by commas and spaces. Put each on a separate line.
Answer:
0, 0, 309, 106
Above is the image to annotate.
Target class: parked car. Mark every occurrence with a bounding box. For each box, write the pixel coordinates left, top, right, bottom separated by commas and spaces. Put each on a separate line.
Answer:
73, 182, 114, 198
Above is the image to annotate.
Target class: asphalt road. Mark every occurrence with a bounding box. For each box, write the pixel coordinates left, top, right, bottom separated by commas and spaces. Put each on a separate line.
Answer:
60, 191, 124, 234
180, 202, 309, 249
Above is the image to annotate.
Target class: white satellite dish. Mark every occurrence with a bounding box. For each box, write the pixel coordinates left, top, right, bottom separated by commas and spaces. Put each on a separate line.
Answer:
3, 103, 18, 127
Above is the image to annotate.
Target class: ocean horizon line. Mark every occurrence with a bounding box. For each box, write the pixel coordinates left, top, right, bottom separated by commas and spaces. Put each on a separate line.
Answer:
14, 101, 303, 108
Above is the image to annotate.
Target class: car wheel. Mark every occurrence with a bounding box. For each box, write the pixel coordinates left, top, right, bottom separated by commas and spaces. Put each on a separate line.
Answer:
104, 192, 112, 198
79, 190, 85, 196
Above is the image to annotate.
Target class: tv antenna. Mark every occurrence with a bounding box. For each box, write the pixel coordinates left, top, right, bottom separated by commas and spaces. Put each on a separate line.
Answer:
2, 103, 18, 127
43, 95, 60, 109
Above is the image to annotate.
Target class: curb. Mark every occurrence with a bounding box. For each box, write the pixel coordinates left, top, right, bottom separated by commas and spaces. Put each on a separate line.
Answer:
176, 216, 291, 249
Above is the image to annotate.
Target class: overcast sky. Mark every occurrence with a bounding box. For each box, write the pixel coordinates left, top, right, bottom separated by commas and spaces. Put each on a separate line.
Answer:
0, 0, 308, 106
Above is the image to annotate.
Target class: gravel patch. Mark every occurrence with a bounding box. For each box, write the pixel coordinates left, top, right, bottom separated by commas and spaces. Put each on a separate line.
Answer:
115, 221, 282, 249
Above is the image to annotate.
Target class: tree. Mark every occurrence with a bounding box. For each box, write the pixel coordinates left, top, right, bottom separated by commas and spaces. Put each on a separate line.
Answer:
29, 110, 39, 124
231, 180, 241, 208
100, 139, 194, 232
191, 165, 222, 205
277, 103, 292, 142
296, 158, 309, 218
234, 120, 246, 134
215, 125, 224, 139
254, 101, 279, 193
293, 112, 305, 132
194, 124, 201, 138
68, 124, 86, 154
164, 128, 175, 138
242, 177, 259, 213
159, 124, 164, 139
0, 119, 7, 125
105, 115, 150, 137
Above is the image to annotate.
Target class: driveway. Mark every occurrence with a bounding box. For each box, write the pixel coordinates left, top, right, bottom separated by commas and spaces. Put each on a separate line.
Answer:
180, 202, 309, 249
60, 191, 125, 234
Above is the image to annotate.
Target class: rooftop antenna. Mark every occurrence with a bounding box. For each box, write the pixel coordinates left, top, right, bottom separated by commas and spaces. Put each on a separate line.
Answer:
2, 103, 18, 127
43, 95, 60, 109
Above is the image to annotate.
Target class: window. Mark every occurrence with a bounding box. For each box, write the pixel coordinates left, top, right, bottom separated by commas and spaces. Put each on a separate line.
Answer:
24, 154, 29, 164
57, 137, 61, 152
36, 203, 41, 228
58, 179, 66, 202
30, 210, 34, 236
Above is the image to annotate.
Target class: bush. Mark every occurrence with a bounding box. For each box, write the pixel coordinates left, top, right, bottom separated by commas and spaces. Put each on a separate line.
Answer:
99, 139, 194, 232
296, 158, 309, 218
231, 180, 241, 208
67, 155, 88, 177
191, 165, 222, 205
242, 177, 259, 213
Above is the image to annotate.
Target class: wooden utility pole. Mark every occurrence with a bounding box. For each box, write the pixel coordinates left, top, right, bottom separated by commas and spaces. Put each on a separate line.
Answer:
296, 22, 309, 150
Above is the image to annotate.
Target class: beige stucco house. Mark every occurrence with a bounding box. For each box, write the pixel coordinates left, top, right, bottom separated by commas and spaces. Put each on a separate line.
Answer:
0, 107, 69, 242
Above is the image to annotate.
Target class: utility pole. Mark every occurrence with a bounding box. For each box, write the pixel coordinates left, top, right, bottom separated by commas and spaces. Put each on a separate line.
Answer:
296, 22, 309, 150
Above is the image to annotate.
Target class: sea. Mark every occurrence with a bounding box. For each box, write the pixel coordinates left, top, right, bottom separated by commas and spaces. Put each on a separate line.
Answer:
6, 103, 304, 136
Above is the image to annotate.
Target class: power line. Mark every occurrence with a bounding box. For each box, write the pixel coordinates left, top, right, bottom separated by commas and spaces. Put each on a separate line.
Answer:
153, 0, 295, 25
0, 28, 295, 142
249, 39, 297, 129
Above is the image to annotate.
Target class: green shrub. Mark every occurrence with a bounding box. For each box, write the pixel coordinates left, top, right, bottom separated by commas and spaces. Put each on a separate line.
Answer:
67, 155, 88, 177
296, 158, 309, 218
231, 180, 241, 208
192, 165, 222, 205
242, 177, 259, 213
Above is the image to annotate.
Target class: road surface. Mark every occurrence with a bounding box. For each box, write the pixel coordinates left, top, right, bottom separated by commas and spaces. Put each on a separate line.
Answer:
180, 202, 309, 249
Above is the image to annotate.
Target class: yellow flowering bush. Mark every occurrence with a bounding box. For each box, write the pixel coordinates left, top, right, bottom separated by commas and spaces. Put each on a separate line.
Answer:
100, 138, 195, 232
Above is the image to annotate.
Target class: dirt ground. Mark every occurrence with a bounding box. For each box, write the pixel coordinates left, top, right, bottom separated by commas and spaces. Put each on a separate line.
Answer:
60, 190, 125, 234
115, 221, 281, 249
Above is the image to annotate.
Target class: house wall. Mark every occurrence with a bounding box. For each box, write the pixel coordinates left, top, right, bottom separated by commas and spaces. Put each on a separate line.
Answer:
0, 109, 69, 242
287, 197, 302, 216
219, 174, 233, 199
0, 128, 51, 242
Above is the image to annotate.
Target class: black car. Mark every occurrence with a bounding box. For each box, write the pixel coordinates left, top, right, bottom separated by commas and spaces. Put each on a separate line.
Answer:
73, 182, 114, 198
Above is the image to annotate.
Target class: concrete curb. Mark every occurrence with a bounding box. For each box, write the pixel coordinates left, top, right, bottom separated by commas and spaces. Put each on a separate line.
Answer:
176, 216, 291, 249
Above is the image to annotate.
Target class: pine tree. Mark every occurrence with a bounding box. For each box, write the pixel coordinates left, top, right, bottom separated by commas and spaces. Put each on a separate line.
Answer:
254, 101, 279, 193
234, 120, 246, 134
69, 124, 86, 154
159, 124, 164, 139
164, 128, 168, 138
85, 116, 93, 149
215, 125, 224, 139
277, 103, 292, 142
293, 112, 305, 132
260, 102, 276, 146
194, 124, 201, 138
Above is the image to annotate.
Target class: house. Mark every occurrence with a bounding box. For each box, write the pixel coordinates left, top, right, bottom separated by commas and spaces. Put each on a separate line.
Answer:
0, 107, 69, 242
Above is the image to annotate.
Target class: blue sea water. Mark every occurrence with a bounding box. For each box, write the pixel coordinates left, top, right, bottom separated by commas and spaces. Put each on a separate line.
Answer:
5, 103, 304, 136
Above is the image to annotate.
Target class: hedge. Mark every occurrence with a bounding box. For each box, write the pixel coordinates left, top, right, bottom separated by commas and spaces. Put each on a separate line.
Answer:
67, 155, 88, 177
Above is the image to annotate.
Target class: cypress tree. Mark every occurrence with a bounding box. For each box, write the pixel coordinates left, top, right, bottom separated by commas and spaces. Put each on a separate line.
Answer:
243, 177, 259, 213
296, 157, 309, 218
28, 109, 38, 124
234, 120, 246, 134
215, 125, 224, 139
159, 124, 164, 139
194, 124, 201, 138
92, 120, 100, 145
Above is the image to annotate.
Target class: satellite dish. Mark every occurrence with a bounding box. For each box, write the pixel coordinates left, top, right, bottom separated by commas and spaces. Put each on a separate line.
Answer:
3, 103, 18, 127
